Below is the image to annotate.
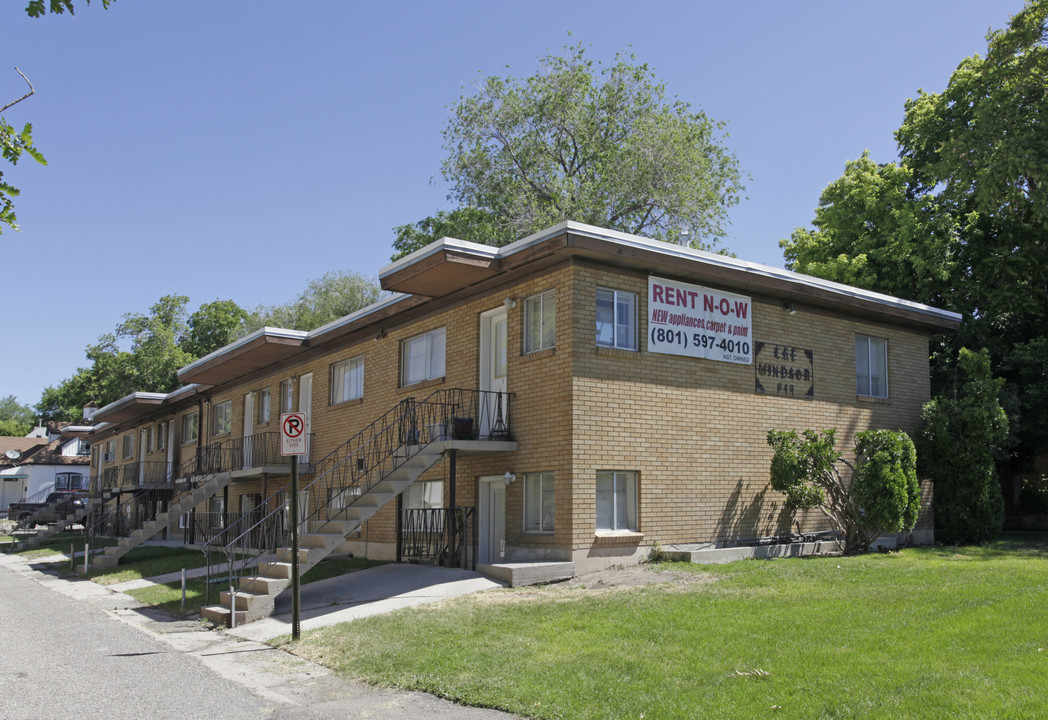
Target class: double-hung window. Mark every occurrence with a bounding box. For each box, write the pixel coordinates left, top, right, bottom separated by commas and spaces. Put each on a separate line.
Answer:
402, 327, 446, 386
855, 335, 888, 398
280, 380, 294, 413
213, 400, 232, 435
258, 388, 271, 423
524, 471, 555, 533
157, 421, 168, 451
524, 289, 556, 353
331, 356, 364, 404
182, 411, 199, 444
121, 434, 134, 459
596, 288, 637, 350
596, 470, 638, 532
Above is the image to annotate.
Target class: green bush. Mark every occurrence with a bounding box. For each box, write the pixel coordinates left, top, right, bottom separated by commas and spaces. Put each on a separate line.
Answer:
767, 428, 920, 554
919, 348, 1007, 545
853, 429, 921, 534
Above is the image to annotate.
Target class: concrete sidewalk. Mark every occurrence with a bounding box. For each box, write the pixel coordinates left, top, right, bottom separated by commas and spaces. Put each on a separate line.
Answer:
227, 563, 504, 642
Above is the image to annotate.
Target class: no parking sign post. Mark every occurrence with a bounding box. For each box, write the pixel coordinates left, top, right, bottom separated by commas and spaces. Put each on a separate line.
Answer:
281, 412, 306, 640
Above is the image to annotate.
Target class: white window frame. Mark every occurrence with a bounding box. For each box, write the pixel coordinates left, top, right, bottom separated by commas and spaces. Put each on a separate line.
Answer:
157, 421, 168, 452
280, 380, 294, 413
104, 439, 115, 462
401, 327, 446, 386
596, 470, 638, 532
596, 287, 638, 351
331, 356, 365, 404
213, 400, 232, 436
182, 411, 199, 444
524, 289, 556, 353
524, 471, 555, 534
121, 434, 134, 459
258, 388, 271, 424
855, 334, 889, 398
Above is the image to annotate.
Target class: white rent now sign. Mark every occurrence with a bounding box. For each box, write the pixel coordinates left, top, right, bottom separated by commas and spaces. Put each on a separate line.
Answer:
647, 276, 753, 365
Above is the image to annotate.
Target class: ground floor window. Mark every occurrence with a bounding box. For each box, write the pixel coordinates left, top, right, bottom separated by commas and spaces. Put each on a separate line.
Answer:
524, 471, 555, 533
596, 470, 637, 532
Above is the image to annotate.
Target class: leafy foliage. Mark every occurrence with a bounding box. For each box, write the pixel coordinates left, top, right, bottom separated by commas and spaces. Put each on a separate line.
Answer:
247, 271, 381, 332
392, 207, 510, 260
24, 0, 112, 18
0, 395, 36, 436
780, 2, 1048, 481
767, 428, 920, 553
35, 295, 251, 422
182, 299, 250, 358
918, 348, 1008, 544
396, 42, 745, 258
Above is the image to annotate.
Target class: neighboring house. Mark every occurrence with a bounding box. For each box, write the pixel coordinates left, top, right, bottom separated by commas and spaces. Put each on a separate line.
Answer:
0, 431, 91, 512
74, 221, 959, 577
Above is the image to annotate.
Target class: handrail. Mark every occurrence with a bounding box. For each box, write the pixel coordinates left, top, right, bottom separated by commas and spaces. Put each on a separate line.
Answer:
205, 388, 512, 610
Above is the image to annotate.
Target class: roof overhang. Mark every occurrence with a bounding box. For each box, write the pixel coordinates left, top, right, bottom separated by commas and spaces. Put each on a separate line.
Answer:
94, 392, 168, 423
379, 238, 502, 297
178, 327, 308, 385
378, 221, 962, 333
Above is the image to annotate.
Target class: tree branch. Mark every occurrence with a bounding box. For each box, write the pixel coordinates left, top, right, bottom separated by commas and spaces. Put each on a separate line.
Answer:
1, 68, 37, 114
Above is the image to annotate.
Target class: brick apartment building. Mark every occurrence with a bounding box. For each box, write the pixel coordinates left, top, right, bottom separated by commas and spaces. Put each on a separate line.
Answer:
74, 221, 959, 591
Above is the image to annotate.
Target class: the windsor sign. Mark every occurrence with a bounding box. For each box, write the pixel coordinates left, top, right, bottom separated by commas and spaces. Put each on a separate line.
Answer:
648, 276, 753, 365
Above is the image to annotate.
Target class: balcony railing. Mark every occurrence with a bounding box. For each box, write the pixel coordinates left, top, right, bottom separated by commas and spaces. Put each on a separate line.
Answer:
223, 432, 301, 472
398, 507, 474, 565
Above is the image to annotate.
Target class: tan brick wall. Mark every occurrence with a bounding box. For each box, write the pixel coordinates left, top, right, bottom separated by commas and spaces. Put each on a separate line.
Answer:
568, 262, 932, 567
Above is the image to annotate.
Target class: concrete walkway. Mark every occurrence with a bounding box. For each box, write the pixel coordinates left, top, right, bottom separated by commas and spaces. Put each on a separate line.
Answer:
0, 551, 519, 719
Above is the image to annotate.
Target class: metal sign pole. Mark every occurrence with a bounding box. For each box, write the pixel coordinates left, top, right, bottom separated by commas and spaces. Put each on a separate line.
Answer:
290, 454, 300, 641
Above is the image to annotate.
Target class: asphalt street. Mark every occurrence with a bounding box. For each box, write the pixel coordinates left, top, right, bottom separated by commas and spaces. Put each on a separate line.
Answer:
0, 554, 519, 719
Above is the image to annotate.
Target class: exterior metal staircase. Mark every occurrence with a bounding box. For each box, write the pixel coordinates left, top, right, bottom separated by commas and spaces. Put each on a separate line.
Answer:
200, 387, 510, 628
15, 494, 109, 551
201, 445, 443, 627
92, 469, 233, 570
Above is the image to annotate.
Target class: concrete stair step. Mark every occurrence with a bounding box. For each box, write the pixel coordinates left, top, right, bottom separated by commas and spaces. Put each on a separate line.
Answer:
200, 604, 245, 627
259, 561, 293, 579
240, 575, 290, 596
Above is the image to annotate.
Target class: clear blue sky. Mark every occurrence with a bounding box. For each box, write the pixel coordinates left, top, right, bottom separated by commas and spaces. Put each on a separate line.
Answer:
0, 0, 1026, 410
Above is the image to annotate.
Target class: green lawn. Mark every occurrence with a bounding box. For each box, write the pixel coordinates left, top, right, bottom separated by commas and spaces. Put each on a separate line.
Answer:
124, 554, 387, 616
285, 534, 1048, 720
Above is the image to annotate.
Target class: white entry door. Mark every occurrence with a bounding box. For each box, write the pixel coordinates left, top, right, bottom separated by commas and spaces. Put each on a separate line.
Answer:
478, 476, 506, 564
479, 308, 508, 438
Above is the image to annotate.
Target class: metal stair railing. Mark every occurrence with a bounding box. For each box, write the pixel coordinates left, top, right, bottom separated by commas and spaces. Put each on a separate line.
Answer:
83, 449, 228, 545
204, 388, 512, 613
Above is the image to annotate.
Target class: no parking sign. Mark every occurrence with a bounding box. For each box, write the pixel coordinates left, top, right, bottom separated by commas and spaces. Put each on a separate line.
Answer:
280, 412, 307, 456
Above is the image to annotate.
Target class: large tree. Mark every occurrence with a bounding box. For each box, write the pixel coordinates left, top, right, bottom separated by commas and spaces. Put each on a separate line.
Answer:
247, 271, 382, 332
394, 43, 745, 259
0, 395, 36, 436
36, 294, 251, 422
781, 1, 1048, 487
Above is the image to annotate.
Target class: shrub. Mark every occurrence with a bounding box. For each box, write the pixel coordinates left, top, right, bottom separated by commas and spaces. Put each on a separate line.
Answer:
919, 348, 1007, 545
767, 428, 920, 554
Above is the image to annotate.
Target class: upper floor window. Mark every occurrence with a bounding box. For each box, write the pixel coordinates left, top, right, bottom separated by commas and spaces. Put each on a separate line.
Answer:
121, 434, 134, 459
104, 439, 115, 462
213, 401, 232, 435
524, 289, 555, 353
157, 421, 168, 451
182, 411, 199, 444
402, 327, 446, 386
331, 356, 364, 404
856, 335, 888, 398
596, 288, 637, 350
259, 388, 271, 423
76, 439, 90, 456
280, 380, 294, 413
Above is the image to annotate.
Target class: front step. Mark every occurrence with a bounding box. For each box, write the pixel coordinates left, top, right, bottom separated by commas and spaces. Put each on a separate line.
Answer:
202, 444, 444, 628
